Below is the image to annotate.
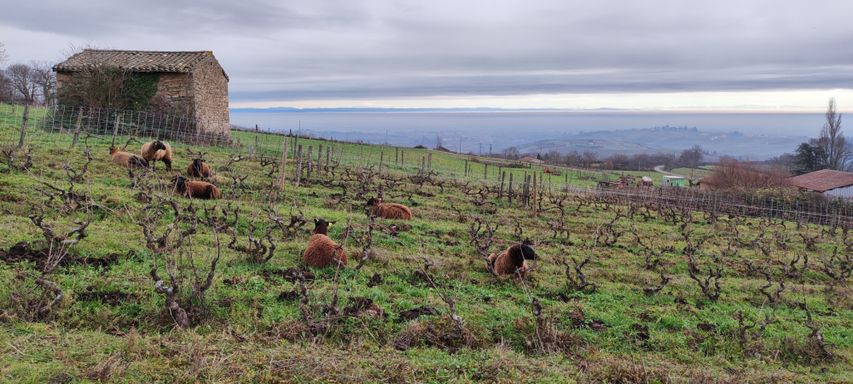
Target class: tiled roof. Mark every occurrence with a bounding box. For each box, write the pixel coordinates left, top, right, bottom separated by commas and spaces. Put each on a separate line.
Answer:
787, 169, 853, 192
53, 50, 224, 77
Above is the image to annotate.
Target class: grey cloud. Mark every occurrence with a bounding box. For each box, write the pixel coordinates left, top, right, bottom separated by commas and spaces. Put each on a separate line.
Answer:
2, 0, 852, 103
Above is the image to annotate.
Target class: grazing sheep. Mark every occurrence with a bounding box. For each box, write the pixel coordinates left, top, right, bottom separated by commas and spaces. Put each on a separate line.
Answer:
487, 240, 537, 277
173, 175, 221, 200
366, 197, 412, 220
109, 146, 149, 168
187, 158, 214, 179
303, 218, 347, 268
140, 140, 173, 170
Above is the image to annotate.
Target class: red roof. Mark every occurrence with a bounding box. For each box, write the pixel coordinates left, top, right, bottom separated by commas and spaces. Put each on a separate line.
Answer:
787, 169, 853, 192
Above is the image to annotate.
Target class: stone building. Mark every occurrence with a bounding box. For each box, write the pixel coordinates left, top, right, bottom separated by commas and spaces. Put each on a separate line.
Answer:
53, 49, 230, 136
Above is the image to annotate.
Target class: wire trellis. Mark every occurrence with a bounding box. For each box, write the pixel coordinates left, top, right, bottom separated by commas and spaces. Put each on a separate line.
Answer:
2, 102, 850, 227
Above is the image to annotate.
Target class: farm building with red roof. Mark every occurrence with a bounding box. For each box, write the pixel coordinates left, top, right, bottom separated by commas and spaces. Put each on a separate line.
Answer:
787, 169, 853, 199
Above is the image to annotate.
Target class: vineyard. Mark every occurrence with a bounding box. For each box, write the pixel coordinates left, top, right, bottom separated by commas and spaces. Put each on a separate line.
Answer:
0, 104, 851, 383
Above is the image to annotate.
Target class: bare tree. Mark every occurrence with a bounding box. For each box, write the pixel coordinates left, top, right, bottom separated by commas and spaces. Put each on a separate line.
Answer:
819, 98, 849, 171
0, 41, 7, 64
581, 151, 597, 168
31, 62, 56, 106
503, 146, 520, 160
678, 145, 704, 178
0, 70, 12, 103
5, 63, 38, 103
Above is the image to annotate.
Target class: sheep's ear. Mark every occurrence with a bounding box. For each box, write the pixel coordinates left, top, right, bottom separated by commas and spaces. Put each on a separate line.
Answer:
329, 221, 336, 226
314, 218, 320, 225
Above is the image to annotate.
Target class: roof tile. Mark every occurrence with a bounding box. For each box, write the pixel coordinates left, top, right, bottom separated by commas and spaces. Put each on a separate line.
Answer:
787, 169, 853, 192
53, 49, 218, 75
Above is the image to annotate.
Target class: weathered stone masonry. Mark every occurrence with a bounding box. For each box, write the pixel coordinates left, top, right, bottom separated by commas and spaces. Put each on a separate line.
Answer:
53, 50, 230, 137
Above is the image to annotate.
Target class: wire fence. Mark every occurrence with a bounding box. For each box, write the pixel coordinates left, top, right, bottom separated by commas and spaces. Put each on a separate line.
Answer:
577, 186, 851, 228
0, 103, 611, 187
2, 102, 850, 227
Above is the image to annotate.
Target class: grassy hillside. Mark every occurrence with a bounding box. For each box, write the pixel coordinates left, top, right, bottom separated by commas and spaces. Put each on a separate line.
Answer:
671, 166, 714, 180
0, 110, 850, 383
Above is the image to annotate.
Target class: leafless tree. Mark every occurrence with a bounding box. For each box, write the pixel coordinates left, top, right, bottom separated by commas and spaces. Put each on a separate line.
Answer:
503, 146, 520, 160
819, 98, 850, 171
0, 71, 12, 102
678, 144, 704, 178
31, 62, 56, 106
0, 41, 8, 64
5, 63, 38, 103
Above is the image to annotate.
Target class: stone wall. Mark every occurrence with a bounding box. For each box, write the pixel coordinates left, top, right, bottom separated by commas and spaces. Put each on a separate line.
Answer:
53, 56, 229, 138
155, 73, 194, 116
189, 57, 230, 137
55, 72, 72, 93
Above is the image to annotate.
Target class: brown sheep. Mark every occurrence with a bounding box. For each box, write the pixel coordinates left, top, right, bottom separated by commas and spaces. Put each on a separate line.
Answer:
173, 175, 221, 199
141, 140, 173, 170
366, 197, 412, 220
303, 218, 347, 268
487, 240, 537, 277
187, 158, 214, 179
109, 146, 149, 168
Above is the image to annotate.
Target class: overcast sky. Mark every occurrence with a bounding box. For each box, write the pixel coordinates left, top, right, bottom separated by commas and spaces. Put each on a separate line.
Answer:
2, 0, 852, 110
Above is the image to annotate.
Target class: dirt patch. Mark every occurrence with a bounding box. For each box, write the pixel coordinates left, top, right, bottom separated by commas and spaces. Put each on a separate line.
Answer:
0, 241, 121, 270
76, 288, 134, 306
628, 323, 650, 345
343, 297, 384, 318
277, 290, 300, 302
398, 306, 439, 322
367, 273, 383, 287
371, 223, 412, 237
261, 267, 315, 283
394, 316, 482, 352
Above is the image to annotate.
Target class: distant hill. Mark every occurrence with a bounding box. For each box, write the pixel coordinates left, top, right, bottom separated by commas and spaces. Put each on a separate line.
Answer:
515, 126, 806, 160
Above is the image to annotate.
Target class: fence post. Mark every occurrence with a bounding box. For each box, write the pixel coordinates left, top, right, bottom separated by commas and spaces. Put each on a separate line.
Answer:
499, 171, 505, 198
306, 145, 313, 179
70, 108, 84, 148
317, 144, 323, 175
278, 138, 289, 190
508, 173, 514, 205
17, 104, 30, 148
532, 173, 538, 213
401, 150, 405, 167
325, 146, 331, 173
380, 152, 385, 174
484, 163, 488, 180
428, 153, 432, 170
464, 160, 468, 177
295, 145, 303, 186
110, 113, 121, 148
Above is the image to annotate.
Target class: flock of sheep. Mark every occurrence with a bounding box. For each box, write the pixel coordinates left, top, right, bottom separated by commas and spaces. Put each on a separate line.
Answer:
108, 140, 538, 274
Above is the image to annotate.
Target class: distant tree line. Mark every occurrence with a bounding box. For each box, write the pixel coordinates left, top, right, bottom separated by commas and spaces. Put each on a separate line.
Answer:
0, 42, 54, 105
0, 42, 174, 113
500, 143, 705, 171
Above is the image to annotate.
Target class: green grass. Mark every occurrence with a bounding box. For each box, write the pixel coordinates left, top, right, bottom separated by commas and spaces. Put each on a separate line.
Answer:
229, 129, 606, 189
0, 106, 850, 383
671, 166, 714, 179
